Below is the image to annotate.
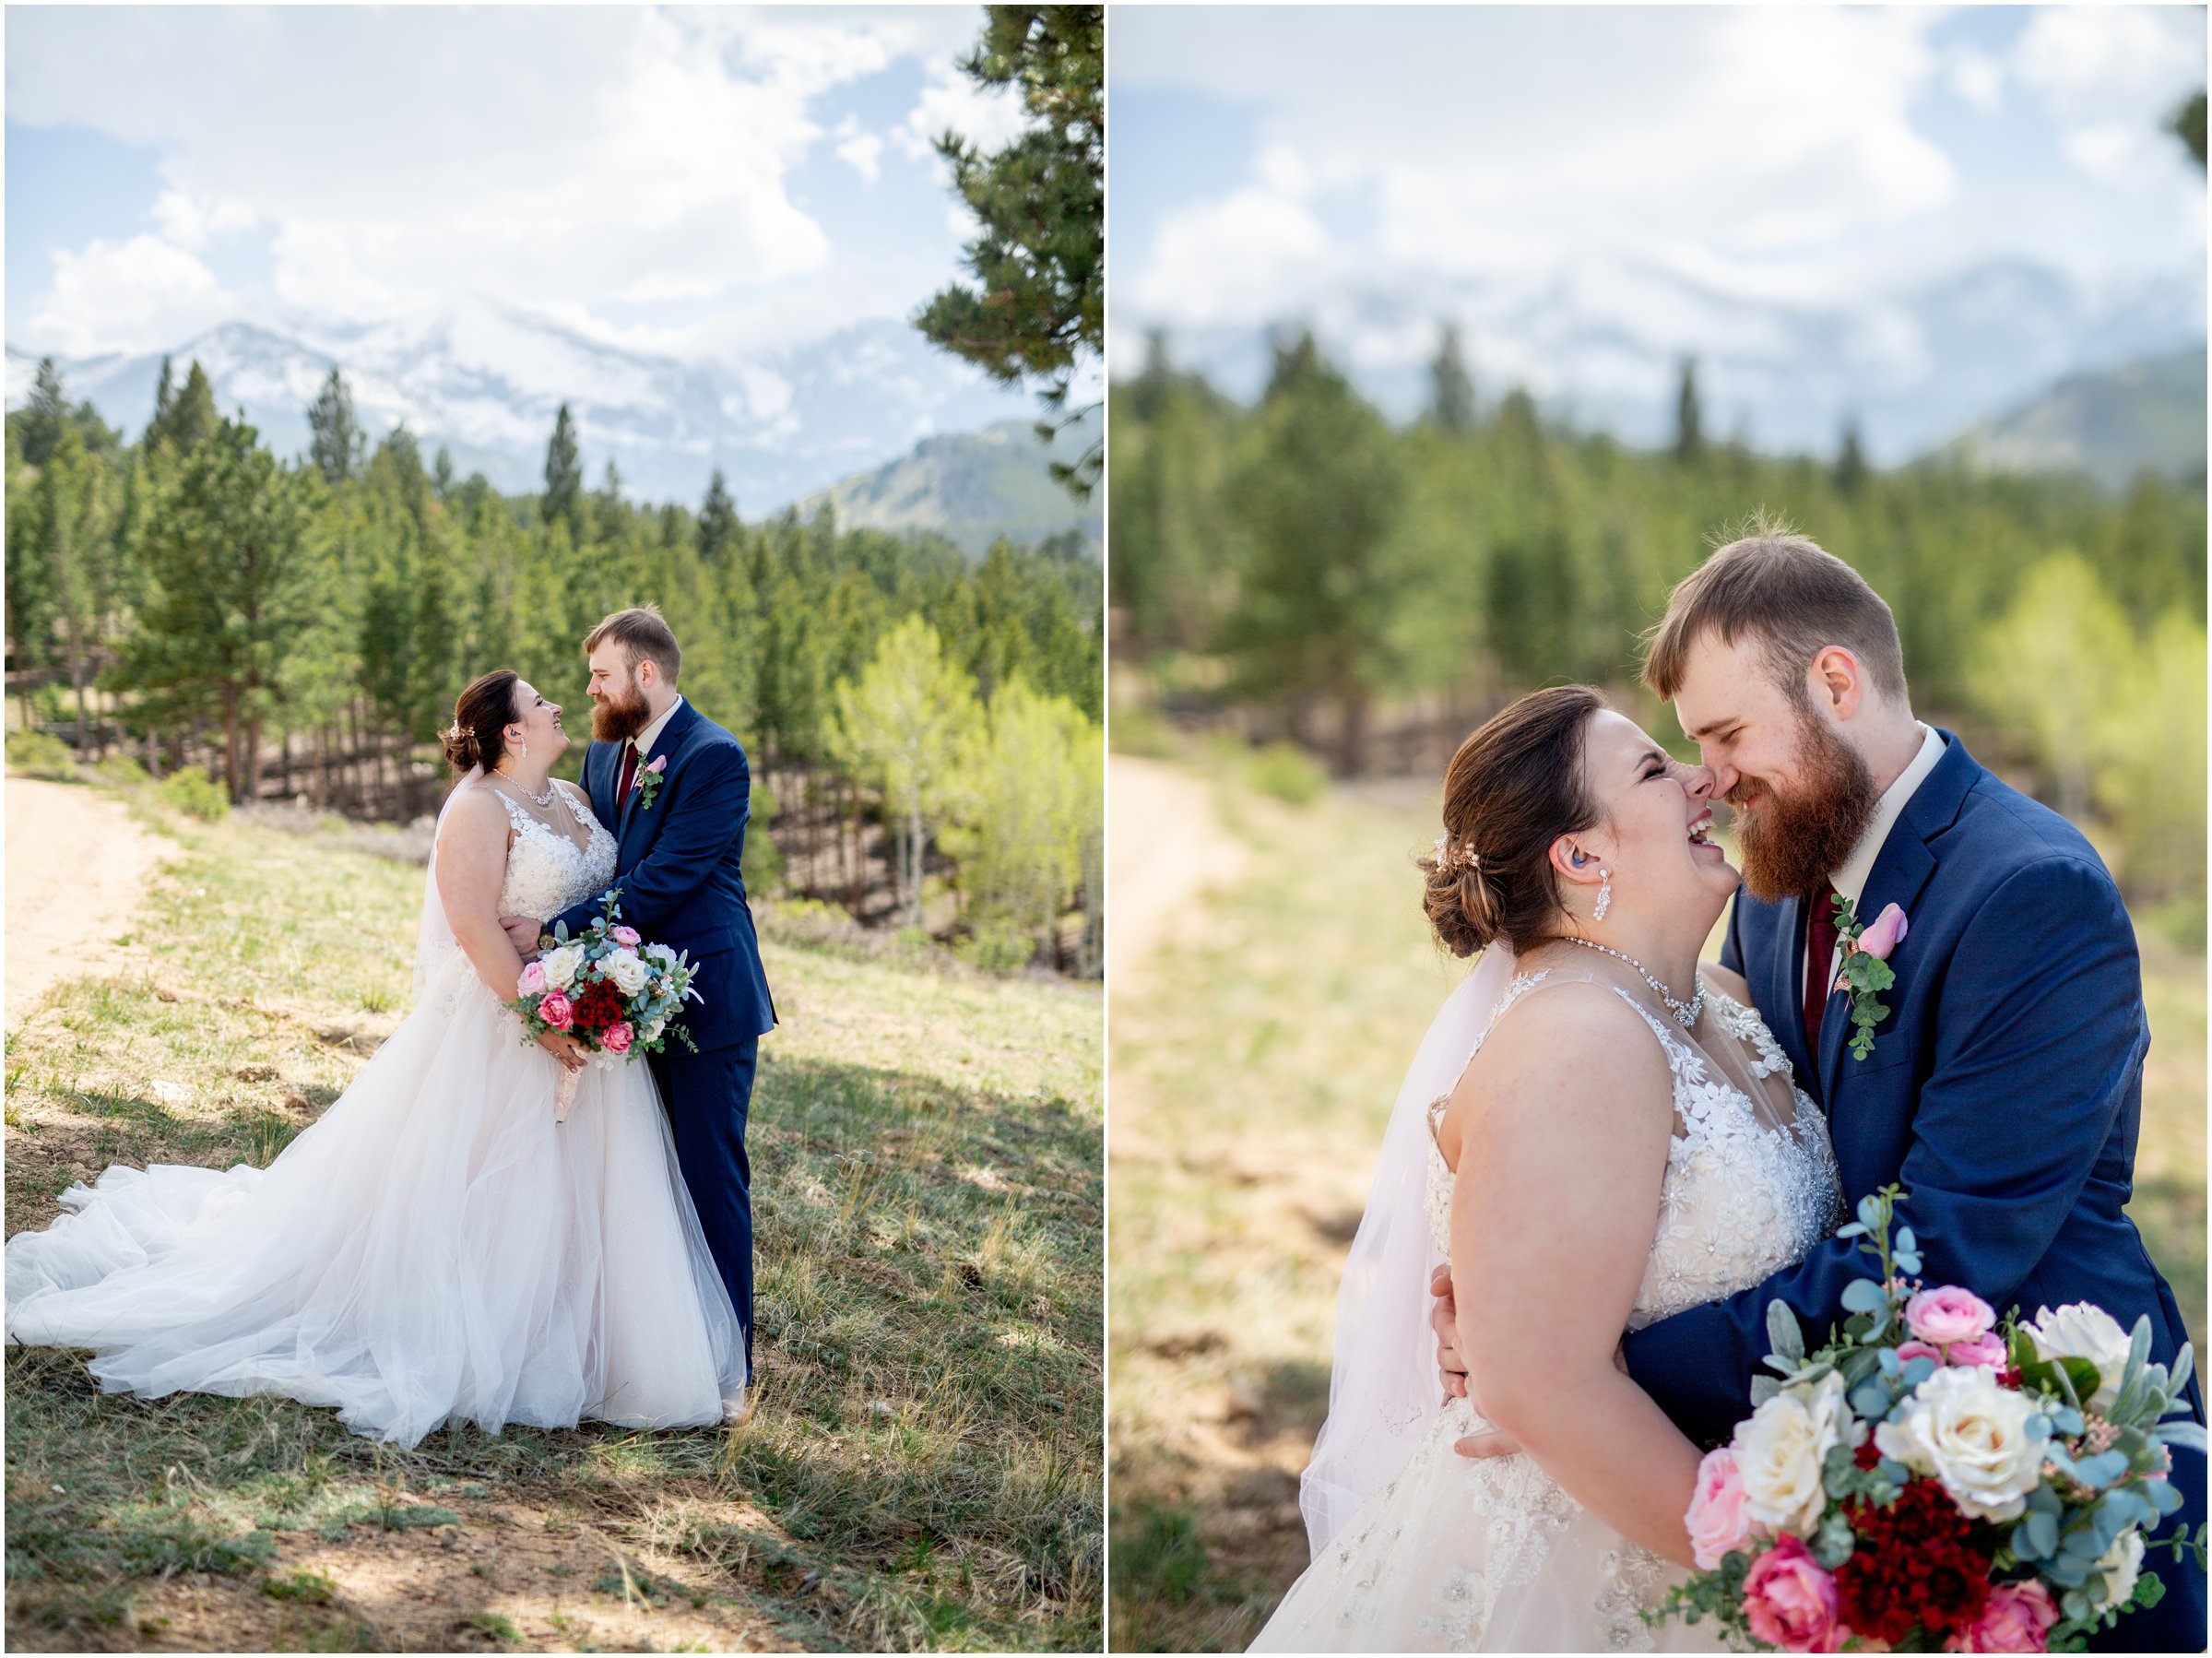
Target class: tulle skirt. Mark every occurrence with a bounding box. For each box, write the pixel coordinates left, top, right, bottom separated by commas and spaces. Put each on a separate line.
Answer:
5, 953, 748, 1448
1250, 1396, 1722, 1652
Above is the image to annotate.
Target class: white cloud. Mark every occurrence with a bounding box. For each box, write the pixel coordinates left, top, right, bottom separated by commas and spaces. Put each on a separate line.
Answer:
2014, 6, 2206, 185
1114, 7, 1958, 334
1948, 49, 2005, 114
29, 233, 231, 356
7, 6, 992, 357
895, 54, 1026, 164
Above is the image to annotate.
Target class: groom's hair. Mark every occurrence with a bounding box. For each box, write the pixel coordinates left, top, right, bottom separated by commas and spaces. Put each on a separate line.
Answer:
1641, 514, 1907, 708
585, 605, 681, 684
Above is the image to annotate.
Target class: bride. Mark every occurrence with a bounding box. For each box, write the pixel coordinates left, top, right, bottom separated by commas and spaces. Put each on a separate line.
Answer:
6, 669, 748, 1447
1253, 685, 1843, 1652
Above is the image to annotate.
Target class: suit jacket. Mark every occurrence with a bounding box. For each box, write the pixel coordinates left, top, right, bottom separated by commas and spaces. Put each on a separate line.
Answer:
551, 700, 775, 1052
1623, 728, 2204, 1463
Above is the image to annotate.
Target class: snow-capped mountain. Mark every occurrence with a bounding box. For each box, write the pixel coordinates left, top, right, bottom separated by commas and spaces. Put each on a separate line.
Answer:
1132, 256, 2206, 467
6, 298, 1042, 512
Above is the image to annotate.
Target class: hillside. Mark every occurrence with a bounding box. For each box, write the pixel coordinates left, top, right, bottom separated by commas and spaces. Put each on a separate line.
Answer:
800, 409, 1103, 557
1932, 348, 2207, 491
4, 773, 1104, 1652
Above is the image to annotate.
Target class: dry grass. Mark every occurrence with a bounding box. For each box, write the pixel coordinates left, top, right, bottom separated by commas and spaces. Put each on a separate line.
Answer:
6, 791, 1102, 1652
1106, 759, 2206, 1652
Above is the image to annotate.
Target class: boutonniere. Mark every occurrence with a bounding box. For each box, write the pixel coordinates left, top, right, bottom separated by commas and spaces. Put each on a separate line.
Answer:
1832, 894, 1909, 1060
635, 752, 668, 811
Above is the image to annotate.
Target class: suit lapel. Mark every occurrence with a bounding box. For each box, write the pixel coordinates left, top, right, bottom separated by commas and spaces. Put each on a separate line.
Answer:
618, 702, 698, 866
588, 740, 617, 835
1768, 892, 1820, 1106
1816, 732, 1975, 1105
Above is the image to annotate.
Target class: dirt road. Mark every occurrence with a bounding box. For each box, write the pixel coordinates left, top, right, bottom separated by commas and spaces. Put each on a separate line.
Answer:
1107, 754, 1248, 979
6, 777, 165, 1029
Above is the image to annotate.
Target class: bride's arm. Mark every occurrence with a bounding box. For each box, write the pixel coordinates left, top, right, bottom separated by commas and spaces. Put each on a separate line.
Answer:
1440, 984, 1704, 1568
435, 793, 586, 1069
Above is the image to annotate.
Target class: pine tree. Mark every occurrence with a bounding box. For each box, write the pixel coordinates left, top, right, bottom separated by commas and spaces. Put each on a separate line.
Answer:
307, 366, 365, 486
113, 415, 315, 799
148, 361, 219, 456
698, 468, 739, 564
912, 5, 1103, 494
2172, 89, 2206, 171
433, 445, 455, 498
1835, 417, 1868, 497
1674, 357, 1704, 464
1428, 322, 1476, 432
151, 356, 175, 434
543, 403, 584, 539
594, 458, 626, 542
20, 358, 69, 468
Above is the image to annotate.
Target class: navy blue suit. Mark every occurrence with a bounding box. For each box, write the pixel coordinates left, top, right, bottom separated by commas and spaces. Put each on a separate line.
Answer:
553, 700, 775, 1378
1621, 732, 2205, 1650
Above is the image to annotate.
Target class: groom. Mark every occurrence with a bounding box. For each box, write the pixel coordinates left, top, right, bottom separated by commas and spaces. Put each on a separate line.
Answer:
503, 605, 776, 1382
1431, 524, 2206, 1649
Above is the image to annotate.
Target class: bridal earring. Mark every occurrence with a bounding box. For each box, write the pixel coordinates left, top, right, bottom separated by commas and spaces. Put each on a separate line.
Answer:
1594, 868, 1613, 923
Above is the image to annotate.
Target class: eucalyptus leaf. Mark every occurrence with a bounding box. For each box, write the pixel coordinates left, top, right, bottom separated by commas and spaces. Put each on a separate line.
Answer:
1840, 1277, 1887, 1315
1750, 1375, 1781, 1408
1894, 1226, 1916, 1254
1849, 1380, 1892, 1420
2023, 1509, 2060, 1558
1766, 1300, 1805, 1362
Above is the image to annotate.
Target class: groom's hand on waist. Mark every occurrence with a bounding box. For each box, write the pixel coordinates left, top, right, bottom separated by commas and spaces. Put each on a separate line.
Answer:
1430, 1265, 1520, 1458
500, 916, 545, 959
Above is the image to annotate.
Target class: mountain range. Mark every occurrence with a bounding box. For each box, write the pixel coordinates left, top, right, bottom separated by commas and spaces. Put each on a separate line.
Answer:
1934, 349, 2206, 491
800, 409, 1100, 556
4, 298, 1056, 519
1136, 255, 2206, 473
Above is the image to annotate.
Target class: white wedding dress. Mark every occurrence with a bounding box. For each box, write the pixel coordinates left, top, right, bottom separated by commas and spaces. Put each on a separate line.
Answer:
1252, 966, 1844, 1652
6, 777, 747, 1448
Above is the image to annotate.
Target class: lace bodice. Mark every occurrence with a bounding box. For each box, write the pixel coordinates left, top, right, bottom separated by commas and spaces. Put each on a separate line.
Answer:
488, 788, 619, 922
1424, 971, 1843, 1328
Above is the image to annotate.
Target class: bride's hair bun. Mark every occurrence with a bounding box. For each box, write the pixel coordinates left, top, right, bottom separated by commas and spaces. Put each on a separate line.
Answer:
1420, 685, 1604, 957
446, 669, 522, 774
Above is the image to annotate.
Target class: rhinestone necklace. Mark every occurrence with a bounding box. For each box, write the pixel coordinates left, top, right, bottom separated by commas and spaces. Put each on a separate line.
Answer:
493, 769, 559, 810
1560, 937, 1704, 1030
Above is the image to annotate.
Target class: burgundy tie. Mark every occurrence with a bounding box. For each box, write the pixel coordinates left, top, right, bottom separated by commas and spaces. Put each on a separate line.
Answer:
1804, 888, 1843, 1048
617, 744, 639, 806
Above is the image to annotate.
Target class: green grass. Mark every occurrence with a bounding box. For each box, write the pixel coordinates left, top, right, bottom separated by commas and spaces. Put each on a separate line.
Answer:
6, 791, 1103, 1652
1106, 759, 2207, 1652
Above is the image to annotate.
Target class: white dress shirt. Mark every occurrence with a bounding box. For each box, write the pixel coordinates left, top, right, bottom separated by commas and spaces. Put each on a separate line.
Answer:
1801, 721, 1947, 1004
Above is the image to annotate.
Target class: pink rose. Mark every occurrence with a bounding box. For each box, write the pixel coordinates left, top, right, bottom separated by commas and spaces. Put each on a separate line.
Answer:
539, 990, 574, 1031
1743, 1535, 1845, 1653
1946, 1332, 2011, 1369
611, 925, 642, 946
601, 1021, 633, 1055
1856, 902, 1909, 960
1944, 1581, 2057, 1652
1686, 1447, 1757, 1569
516, 960, 548, 997
1897, 1339, 1946, 1368
1908, 1286, 1997, 1348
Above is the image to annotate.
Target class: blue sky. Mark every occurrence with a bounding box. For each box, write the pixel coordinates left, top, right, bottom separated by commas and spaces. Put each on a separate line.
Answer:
1108, 6, 2206, 380
6, 6, 1024, 364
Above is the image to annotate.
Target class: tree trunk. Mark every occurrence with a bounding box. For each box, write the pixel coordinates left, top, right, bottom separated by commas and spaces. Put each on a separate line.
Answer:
146, 728, 161, 780
907, 801, 924, 929
244, 711, 265, 801
222, 687, 242, 799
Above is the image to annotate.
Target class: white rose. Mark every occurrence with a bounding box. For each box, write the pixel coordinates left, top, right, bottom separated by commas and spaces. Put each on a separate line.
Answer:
1874, 1365, 2043, 1522
602, 949, 649, 997
645, 942, 677, 966
540, 944, 585, 991
643, 1016, 666, 1044
2023, 1302, 2131, 1412
2097, 1529, 2144, 1609
1731, 1371, 1851, 1536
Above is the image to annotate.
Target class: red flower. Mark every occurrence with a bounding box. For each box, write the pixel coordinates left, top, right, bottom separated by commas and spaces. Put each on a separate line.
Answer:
1835, 1477, 1993, 1645
571, 977, 627, 1035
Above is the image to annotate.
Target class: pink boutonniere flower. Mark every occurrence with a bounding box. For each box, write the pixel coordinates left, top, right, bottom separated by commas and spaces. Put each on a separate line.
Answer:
635, 752, 668, 811
1832, 896, 1909, 1060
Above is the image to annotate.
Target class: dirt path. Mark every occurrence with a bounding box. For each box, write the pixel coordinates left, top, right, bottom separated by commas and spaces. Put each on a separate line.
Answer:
1107, 754, 1248, 979
6, 777, 166, 1031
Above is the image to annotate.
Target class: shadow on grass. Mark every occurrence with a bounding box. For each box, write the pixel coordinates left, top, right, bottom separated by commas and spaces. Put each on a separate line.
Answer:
7, 1046, 1102, 1652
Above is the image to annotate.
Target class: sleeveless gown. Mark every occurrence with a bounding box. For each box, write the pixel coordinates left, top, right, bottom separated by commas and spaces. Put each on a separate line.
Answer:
1252, 970, 1845, 1652
5, 788, 748, 1447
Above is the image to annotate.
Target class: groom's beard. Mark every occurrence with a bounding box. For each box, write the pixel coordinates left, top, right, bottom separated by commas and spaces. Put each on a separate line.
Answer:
591, 678, 653, 745
1728, 706, 1879, 904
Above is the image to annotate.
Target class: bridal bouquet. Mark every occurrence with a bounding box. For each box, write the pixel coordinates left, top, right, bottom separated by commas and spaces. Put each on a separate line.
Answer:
1653, 1187, 2206, 1652
507, 888, 702, 1119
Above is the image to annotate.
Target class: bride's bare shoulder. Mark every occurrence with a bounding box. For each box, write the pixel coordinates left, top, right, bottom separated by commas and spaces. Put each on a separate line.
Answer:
1437, 979, 1675, 1155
